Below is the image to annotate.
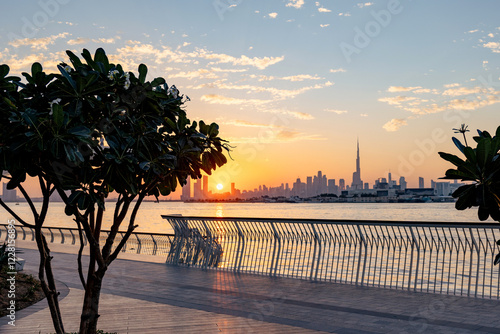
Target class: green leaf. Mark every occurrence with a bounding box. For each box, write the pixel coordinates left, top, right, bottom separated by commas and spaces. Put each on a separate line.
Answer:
0, 64, 9, 78
31, 62, 42, 76
66, 50, 83, 68
494, 253, 500, 266
52, 104, 64, 128
476, 138, 491, 169
452, 137, 465, 153
138, 64, 147, 83
463, 146, 477, 165
438, 152, 465, 167
57, 65, 77, 91
151, 77, 165, 87
67, 125, 91, 137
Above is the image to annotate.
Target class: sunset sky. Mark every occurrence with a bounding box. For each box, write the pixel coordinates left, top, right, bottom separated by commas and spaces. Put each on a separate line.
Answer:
1, 0, 500, 198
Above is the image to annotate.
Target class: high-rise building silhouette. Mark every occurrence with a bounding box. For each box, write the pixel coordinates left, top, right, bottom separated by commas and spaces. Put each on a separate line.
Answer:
419, 177, 424, 188
181, 176, 191, 200
2, 183, 16, 202
203, 175, 208, 196
351, 138, 363, 190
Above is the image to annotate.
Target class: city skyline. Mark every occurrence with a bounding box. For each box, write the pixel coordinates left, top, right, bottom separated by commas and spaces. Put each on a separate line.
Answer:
1, 1, 499, 199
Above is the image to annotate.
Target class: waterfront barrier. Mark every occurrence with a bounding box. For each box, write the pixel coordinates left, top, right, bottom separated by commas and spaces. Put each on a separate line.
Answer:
163, 215, 500, 299
0, 223, 175, 257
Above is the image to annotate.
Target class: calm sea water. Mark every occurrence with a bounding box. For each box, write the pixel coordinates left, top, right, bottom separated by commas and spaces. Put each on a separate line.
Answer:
0, 201, 490, 235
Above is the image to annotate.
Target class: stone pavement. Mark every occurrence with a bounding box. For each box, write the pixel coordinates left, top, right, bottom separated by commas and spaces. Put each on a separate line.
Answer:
2, 243, 500, 333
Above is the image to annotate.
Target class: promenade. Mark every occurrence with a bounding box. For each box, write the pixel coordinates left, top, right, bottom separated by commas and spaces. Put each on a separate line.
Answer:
2, 243, 500, 333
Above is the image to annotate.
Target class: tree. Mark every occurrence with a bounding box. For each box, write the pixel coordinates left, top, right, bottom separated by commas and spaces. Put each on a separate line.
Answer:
439, 124, 500, 262
0, 48, 229, 333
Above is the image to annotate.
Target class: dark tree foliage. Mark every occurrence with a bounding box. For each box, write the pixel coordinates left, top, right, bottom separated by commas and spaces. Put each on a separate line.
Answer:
439, 125, 500, 263
0, 48, 229, 334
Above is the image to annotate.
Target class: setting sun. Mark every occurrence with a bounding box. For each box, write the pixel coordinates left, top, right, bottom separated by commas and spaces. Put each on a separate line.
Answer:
216, 184, 223, 191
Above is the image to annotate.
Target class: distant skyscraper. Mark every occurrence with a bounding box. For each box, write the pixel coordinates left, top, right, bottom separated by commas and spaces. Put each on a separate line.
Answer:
399, 176, 407, 190
306, 176, 313, 197
181, 176, 191, 201
419, 177, 424, 188
2, 183, 16, 202
203, 175, 208, 196
351, 138, 363, 190
194, 178, 202, 199
339, 178, 345, 191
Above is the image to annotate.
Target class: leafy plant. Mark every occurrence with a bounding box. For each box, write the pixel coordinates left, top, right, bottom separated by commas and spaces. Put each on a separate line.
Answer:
0, 48, 229, 334
439, 124, 500, 262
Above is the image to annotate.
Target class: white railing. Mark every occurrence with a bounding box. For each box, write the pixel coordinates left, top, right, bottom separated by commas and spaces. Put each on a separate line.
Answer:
0, 224, 175, 257
163, 215, 500, 299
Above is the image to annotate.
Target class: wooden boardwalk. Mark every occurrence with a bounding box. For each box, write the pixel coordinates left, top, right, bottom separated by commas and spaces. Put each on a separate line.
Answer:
2, 245, 500, 333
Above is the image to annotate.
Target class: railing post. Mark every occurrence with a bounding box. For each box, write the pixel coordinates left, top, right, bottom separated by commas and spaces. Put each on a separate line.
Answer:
409, 227, 420, 291
356, 225, 367, 286
59, 228, 65, 244
19, 226, 26, 240
310, 224, 320, 281
469, 228, 479, 298
135, 233, 141, 254
151, 235, 158, 256
269, 222, 280, 277
234, 221, 244, 272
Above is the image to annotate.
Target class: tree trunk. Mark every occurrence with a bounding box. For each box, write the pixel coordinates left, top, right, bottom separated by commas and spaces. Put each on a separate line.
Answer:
79, 272, 103, 334
35, 231, 65, 334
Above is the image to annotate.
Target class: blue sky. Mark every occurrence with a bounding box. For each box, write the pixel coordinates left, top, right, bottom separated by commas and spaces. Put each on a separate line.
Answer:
1, 0, 500, 195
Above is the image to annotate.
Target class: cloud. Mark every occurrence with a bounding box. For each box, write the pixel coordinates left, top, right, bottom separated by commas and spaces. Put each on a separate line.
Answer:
330, 68, 346, 73
467, 29, 479, 34
324, 108, 348, 114
387, 86, 422, 92
378, 96, 416, 105
195, 48, 284, 69
268, 12, 278, 18
281, 74, 323, 81
169, 69, 219, 79
225, 120, 282, 128
483, 41, 500, 53
194, 81, 333, 99
9, 33, 70, 50
201, 94, 272, 105
67, 38, 90, 45
357, 2, 374, 8
444, 83, 460, 88
442, 86, 482, 96
320, 24, 330, 28
257, 108, 314, 120
383, 119, 407, 132
229, 130, 325, 144
318, 7, 331, 12
286, 0, 304, 8
339, 12, 351, 16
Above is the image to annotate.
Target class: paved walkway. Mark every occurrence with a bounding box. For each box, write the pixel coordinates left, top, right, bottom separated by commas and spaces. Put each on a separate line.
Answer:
2, 244, 500, 333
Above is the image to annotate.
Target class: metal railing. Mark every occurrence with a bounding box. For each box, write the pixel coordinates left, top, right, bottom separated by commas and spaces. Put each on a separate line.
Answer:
0, 224, 175, 257
163, 215, 500, 299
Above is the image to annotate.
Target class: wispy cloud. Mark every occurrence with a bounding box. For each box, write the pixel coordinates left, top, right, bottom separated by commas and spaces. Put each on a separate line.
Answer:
330, 68, 346, 73
378, 96, 416, 105
286, 0, 304, 9
483, 41, 500, 53
442, 86, 483, 96
201, 94, 272, 105
383, 119, 407, 132
320, 24, 330, 28
357, 2, 374, 8
9, 33, 70, 50
387, 86, 422, 92
325, 108, 348, 114
318, 7, 331, 13
268, 12, 278, 19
